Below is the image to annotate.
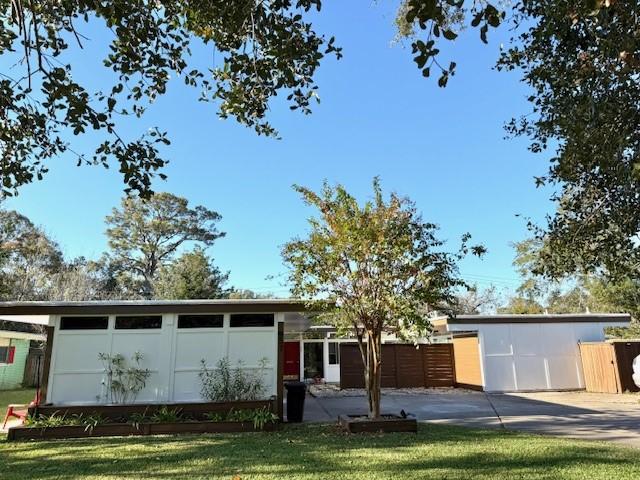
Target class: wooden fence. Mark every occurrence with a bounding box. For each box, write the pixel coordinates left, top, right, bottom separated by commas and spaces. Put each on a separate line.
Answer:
22, 348, 44, 388
579, 341, 640, 393
339, 343, 456, 389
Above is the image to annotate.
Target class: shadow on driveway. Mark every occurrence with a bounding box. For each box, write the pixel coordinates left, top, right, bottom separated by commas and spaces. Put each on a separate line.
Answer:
302, 390, 640, 447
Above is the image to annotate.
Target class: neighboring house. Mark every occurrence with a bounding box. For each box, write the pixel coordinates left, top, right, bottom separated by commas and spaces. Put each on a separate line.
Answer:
0, 300, 308, 407
0, 318, 46, 390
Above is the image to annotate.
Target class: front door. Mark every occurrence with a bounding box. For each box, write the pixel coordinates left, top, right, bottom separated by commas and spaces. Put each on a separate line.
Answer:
284, 342, 300, 380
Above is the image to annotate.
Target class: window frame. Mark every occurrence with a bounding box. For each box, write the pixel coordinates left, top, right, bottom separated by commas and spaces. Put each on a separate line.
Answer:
229, 313, 275, 328
114, 315, 163, 330
59, 316, 109, 331
328, 342, 340, 365
177, 314, 224, 329
0, 345, 9, 364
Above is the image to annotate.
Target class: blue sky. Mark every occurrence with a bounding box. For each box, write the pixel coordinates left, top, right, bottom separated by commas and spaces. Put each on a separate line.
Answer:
4, 3, 555, 297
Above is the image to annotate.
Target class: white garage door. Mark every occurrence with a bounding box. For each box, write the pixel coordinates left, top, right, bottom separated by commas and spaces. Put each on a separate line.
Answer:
459, 322, 622, 392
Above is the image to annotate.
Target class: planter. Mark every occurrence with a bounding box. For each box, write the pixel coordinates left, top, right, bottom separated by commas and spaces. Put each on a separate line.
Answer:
29, 399, 276, 421
7, 420, 277, 442
338, 414, 417, 433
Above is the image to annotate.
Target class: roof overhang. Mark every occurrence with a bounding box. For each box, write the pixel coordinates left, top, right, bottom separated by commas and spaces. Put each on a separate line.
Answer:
0, 299, 312, 316
447, 313, 632, 325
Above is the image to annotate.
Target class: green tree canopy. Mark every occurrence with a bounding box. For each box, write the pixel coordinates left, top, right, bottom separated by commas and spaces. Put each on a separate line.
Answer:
0, 0, 341, 197
105, 192, 224, 298
282, 178, 484, 418
0, 209, 63, 299
396, 1, 640, 281
154, 247, 229, 300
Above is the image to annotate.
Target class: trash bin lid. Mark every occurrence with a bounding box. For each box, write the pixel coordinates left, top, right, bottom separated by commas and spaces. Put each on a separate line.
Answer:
284, 381, 307, 391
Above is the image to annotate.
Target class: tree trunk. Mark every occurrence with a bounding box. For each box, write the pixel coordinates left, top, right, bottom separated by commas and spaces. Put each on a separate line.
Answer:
365, 331, 382, 419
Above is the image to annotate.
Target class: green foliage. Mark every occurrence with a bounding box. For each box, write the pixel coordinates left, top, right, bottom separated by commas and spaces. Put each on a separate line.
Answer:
605, 324, 640, 340
282, 178, 484, 417
497, 296, 545, 315
227, 289, 276, 299
0, 1, 341, 197
397, 2, 640, 284
225, 407, 278, 429
501, 238, 640, 318
24, 412, 80, 428
98, 352, 151, 404
24, 411, 110, 432
199, 357, 269, 402
499, 2, 640, 281
149, 406, 183, 423
0, 209, 63, 300
396, 1, 504, 86
154, 247, 229, 300
105, 193, 224, 298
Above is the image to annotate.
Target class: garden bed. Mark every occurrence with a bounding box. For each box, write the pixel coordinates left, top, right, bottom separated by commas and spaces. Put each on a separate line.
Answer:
338, 414, 417, 433
7, 420, 277, 441
8, 400, 279, 441
28, 399, 275, 420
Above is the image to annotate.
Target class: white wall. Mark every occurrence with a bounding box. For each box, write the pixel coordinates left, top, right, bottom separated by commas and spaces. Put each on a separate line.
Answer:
48, 313, 282, 405
448, 321, 629, 392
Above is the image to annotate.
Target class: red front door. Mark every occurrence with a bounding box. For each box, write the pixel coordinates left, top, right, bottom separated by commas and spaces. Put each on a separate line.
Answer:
284, 342, 300, 380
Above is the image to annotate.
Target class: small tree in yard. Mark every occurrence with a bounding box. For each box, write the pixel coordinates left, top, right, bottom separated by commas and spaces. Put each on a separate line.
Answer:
282, 179, 485, 418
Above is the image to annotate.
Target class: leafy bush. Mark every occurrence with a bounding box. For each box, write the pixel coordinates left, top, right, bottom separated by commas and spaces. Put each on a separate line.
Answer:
149, 406, 182, 423
199, 356, 269, 402
605, 324, 640, 340
204, 407, 278, 429
98, 352, 151, 404
24, 412, 110, 432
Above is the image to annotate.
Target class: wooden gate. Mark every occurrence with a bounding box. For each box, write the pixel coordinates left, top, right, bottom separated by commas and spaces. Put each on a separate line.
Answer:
452, 333, 483, 390
579, 341, 640, 393
339, 343, 455, 389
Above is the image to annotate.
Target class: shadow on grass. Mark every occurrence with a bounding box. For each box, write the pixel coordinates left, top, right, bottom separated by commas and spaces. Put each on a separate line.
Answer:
1, 423, 638, 479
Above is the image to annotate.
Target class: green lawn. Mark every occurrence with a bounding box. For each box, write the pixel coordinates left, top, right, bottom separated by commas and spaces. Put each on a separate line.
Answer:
0, 423, 638, 479
0, 388, 35, 416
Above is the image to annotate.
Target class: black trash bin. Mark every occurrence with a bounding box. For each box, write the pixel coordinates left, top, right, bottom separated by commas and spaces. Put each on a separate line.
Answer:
285, 381, 307, 422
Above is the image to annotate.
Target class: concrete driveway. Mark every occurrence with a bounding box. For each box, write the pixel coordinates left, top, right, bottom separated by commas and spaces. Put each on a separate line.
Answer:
301, 390, 640, 447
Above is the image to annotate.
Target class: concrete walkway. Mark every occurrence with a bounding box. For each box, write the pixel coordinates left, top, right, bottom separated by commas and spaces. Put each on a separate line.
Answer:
300, 390, 640, 447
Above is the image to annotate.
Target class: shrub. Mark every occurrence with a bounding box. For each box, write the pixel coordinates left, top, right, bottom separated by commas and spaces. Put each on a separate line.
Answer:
199, 356, 269, 402
98, 351, 151, 404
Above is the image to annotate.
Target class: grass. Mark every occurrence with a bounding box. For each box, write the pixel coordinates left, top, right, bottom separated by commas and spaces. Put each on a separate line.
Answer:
0, 423, 638, 479
0, 388, 35, 416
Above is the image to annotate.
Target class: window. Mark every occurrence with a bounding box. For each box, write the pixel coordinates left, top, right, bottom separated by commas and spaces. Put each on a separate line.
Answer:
178, 314, 223, 329
328, 342, 340, 365
229, 313, 274, 328
0, 340, 14, 364
115, 315, 162, 329
60, 316, 108, 330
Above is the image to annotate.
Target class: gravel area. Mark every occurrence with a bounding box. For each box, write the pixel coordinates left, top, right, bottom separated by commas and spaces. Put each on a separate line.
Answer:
308, 384, 481, 398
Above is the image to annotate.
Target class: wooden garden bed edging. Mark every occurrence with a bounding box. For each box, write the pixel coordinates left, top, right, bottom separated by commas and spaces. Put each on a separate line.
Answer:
338, 414, 417, 433
7, 420, 277, 441
28, 399, 276, 421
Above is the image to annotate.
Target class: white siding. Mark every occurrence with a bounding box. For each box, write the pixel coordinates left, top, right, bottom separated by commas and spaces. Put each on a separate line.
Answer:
48, 313, 281, 405
448, 321, 629, 392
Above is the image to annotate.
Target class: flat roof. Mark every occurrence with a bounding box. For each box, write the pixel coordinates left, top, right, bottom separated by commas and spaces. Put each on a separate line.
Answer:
448, 313, 632, 324
0, 299, 309, 315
